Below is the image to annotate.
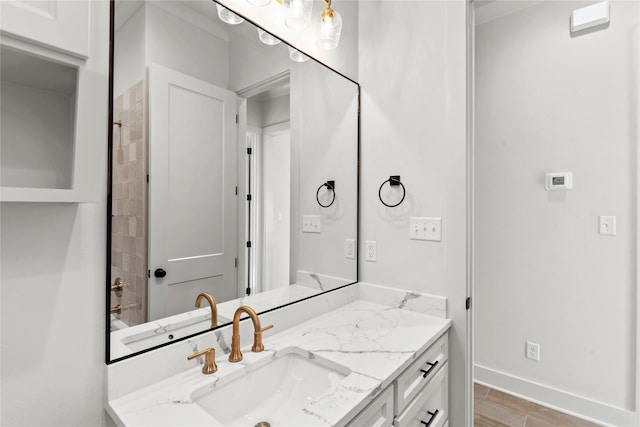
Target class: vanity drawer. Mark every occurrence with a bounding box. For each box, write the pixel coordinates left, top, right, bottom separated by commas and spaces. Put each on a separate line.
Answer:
394, 363, 448, 427
347, 385, 394, 427
394, 333, 448, 414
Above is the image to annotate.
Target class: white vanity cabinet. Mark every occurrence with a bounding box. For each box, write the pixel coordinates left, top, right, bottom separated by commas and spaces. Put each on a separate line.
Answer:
0, 1, 103, 203
347, 332, 449, 427
0, 0, 89, 59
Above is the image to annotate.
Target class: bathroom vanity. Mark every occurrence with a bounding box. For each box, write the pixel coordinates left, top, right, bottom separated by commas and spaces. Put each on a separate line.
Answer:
106, 283, 450, 427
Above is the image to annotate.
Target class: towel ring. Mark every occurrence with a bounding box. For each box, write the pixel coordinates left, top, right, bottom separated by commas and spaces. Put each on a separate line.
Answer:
316, 181, 336, 208
378, 175, 405, 208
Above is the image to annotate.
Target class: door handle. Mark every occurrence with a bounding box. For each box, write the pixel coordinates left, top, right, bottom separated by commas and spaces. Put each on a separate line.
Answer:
154, 268, 167, 278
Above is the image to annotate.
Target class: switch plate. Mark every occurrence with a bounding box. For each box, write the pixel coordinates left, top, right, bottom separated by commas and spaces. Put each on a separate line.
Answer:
302, 215, 321, 233
344, 239, 355, 259
365, 240, 376, 262
599, 216, 616, 235
409, 217, 442, 241
525, 341, 540, 361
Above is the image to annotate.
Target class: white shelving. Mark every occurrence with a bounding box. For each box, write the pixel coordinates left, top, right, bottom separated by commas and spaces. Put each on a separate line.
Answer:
0, 1, 104, 203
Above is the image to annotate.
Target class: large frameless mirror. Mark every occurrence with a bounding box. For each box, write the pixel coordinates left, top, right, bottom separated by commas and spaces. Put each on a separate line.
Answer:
106, 0, 359, 362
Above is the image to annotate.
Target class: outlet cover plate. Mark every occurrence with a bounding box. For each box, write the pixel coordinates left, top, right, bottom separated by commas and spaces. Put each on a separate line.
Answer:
365, 240, 376, 262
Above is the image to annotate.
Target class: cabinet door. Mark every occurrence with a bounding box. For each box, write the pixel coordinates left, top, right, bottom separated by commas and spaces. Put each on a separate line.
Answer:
0, 0, 89, 58
395, 333, 448, 414
347, 386, 394, 427
394, 364, 448, 427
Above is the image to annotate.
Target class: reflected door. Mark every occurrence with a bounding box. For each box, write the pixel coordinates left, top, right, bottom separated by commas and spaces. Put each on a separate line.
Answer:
148, 64, 237, 321
262, 126, 290, 291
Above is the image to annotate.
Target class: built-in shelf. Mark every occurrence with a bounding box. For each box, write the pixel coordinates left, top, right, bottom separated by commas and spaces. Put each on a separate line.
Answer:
0, 43, 94, 203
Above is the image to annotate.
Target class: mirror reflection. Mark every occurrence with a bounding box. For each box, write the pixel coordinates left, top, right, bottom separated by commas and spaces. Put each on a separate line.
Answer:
108, 0, 359, 361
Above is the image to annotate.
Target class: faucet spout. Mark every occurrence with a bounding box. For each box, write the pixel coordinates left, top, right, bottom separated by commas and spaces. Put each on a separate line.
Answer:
229, 305, 273, 363
195, 292, 218, 329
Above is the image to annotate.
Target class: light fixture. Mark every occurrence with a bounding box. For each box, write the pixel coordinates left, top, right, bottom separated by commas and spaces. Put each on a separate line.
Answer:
257, 28, 281, 45
317, 0, 342, 50
285, 0, 313, 30
288, 46, 309, 62
247, 0, 271, 6
216, 4, 244, 25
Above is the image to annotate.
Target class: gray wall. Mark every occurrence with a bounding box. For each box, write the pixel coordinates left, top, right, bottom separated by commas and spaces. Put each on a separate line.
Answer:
358, 1, 469, 425
474, 1, 638, 423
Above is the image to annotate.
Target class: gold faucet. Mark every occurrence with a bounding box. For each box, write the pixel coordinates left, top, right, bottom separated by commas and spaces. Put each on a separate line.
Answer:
187, 348, 217, 374
229, 306, 273, 363
195, 292, 218, 328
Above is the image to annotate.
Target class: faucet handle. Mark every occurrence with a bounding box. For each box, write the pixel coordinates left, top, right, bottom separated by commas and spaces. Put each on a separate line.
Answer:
187, 348, 217, 375
252, 324, 273, 353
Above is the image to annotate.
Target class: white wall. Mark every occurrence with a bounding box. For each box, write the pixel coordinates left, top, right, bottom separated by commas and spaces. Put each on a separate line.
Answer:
294, 62, 359, 282
261, 94, 290, 127
358, 1, 469, 425
113, 3, 145, 97
0, 2, 111, 426
144, 3, 229, 88
114, 2, 229, 98
474, 2, 638, 424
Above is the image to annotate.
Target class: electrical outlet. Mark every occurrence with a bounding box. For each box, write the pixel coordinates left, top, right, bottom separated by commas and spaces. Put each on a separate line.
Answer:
599, 215, 616, 235
302, 215, 321, 233
345, 239, 355, 259
409, 217, 442, 241
365, 240, 376, 262
525, 341, 540, 361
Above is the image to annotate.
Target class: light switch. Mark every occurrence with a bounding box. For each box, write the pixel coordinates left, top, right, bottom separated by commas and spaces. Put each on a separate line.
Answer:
344, 239, 355, 259
599, 216, 616, 235
302, 215, 321, 233
410, 217, 442, 241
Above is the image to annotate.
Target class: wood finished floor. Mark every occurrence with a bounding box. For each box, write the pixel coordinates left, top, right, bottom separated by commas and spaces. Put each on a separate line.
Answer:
474, 383, 602, 427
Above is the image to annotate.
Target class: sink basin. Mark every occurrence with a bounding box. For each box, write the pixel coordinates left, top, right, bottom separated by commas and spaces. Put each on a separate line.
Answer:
121, 314, 231, 352
191, 347, 351, 426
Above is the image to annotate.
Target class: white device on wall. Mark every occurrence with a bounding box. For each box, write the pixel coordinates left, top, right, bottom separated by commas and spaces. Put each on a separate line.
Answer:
545, 172, 573, 191
570, 1, 610, 33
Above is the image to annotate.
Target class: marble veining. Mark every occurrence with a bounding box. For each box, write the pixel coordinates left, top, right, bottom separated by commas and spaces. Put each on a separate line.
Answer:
107, 289, 450, 427
297, 270, 353, 292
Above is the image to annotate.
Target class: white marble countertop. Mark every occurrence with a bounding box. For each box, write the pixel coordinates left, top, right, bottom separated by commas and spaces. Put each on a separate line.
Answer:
107, 294, 450, 427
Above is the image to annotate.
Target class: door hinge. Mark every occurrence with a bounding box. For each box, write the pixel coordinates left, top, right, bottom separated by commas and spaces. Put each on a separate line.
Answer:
146, 174, 149, 183
147, 269, 150, 278
236, 114, 239, 124
234, 257, 238, 268
466, 297, 472, 310
235, 186, 238, 195
246, 241, 252, 248
246, 194, 252, 201
247, 147, 252, 155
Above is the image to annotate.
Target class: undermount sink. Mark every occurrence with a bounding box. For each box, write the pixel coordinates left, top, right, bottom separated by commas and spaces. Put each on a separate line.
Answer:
121, 314, 231, 352
191, 347, 351, 426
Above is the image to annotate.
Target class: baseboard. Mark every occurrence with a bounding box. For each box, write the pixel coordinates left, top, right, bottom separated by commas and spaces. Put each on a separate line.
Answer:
474, 364, 637, 427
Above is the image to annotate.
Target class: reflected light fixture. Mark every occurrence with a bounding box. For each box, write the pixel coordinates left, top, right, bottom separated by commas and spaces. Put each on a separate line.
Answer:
285, 0, 313, 30
257, 28, 281, 45
288, 46, 309, 62
216, 4, 244, 24
317, 0, 342, 50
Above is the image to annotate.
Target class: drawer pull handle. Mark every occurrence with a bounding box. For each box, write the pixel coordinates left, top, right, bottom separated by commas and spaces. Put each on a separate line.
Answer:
419, 360, 439, 378
420, 410, 439, 426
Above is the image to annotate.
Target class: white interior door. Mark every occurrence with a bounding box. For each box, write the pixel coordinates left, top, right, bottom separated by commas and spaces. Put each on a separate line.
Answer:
148, 64, 237, 321
261, 125, 290, 291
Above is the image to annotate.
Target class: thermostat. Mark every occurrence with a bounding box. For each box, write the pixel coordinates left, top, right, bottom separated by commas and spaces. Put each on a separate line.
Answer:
545, 172, 573, 191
